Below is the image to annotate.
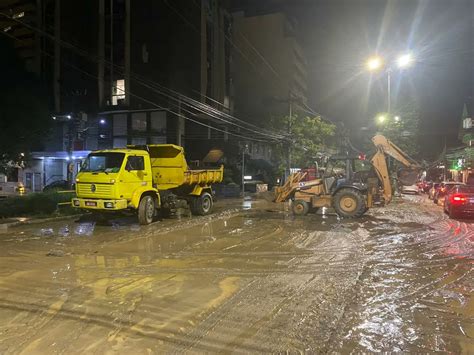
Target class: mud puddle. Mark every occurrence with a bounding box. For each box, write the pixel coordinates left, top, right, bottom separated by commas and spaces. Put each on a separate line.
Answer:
0, 195, 472, 353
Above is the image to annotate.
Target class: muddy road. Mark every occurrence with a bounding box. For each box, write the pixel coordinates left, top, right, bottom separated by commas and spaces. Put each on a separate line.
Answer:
0, 195, 472, 353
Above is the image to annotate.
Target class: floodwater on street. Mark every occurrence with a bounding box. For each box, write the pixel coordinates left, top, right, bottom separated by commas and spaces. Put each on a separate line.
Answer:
0, 195, 472, 353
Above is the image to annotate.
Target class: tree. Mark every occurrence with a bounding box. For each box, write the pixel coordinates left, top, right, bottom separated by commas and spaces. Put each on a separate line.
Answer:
269, 114, 336, 172
376, 100, 421, 158
0, 39, 51, 174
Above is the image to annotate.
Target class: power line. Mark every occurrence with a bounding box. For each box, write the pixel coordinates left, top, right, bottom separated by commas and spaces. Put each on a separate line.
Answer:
0, 11, 286, 141
0, 29, 274, 143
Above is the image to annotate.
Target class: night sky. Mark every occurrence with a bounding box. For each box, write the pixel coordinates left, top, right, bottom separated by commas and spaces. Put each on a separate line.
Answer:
293, 0, 473, 157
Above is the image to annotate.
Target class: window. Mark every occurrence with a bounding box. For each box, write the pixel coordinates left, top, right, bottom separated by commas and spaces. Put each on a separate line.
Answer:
113, 114, 127, 136
81, 153, 125, 173
150, 136, 166, 144
112, 79, 125, 105
131, 112, 147, 131
126, 156, 144, 171
113, 137, 127, 148
131, 137, 146, 145
150, 111, 166, 132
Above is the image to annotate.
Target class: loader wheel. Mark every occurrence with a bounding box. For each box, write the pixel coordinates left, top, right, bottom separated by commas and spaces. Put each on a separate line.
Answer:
292, 200, 310, 216
138, 195, 156, 225
190, 192, 213, 216
334, 188, 366, 218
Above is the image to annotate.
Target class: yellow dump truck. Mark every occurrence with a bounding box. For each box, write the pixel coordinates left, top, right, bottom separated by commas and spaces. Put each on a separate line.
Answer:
72, 144, 223, 224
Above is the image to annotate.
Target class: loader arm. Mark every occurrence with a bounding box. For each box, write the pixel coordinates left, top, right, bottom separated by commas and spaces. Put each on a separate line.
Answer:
370, 135, 421, 204
372, 135, 420, 169
274, 171, 307, 202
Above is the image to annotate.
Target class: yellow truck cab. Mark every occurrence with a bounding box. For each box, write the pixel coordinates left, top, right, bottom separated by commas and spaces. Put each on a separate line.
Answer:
72, 144, 223, 224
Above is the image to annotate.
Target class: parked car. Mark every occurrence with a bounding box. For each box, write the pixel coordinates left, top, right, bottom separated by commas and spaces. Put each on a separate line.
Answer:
433, 182, 465, 205
402, 183, 419, 194
428, 183, 440, 200
43, 180, 74, 192
420, 181, 433, 193
444, 185, 474, 218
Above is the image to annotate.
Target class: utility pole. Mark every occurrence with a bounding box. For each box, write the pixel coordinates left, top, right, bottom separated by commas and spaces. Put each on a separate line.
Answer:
124, 0, 130, 106
54, 0, 60, 112
387, 68, 392, 114
241, 143, 248, 197
98, 0, 105, 108
287, 97, 293, 180
110, 0, 114, 104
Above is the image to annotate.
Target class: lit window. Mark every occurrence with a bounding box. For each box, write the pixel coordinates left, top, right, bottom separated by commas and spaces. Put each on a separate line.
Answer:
112, 79, 125, 105
12, 12, 24, 19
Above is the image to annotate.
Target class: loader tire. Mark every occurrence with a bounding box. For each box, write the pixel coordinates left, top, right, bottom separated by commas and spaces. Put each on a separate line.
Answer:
190, 192, 213, 216
334, 188, 366, 218
292, 200, 310, 216
138, 195, 156, 225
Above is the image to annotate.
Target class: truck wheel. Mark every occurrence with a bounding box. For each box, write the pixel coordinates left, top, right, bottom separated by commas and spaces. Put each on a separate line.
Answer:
138, 195, 156, 225
190, 192, 213, 216
334, 189, 366, 218
292, 200, 309, 215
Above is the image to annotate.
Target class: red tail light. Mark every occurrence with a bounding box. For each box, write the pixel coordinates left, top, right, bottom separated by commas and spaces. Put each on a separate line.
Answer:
450, 193, 467, 205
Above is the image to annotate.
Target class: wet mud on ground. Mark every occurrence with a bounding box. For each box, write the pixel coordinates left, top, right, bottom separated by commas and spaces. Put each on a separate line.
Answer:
0, 195, 472, 353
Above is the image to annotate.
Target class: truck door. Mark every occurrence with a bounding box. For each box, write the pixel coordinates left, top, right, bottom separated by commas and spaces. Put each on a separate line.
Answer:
121, 155, 148, 200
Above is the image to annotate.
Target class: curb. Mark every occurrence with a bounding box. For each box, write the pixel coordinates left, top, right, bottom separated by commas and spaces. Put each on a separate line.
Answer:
1, 214, 84, 229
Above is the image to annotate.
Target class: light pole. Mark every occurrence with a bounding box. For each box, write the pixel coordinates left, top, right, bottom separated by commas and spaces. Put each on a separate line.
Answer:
366, 53, 414, 115
241, 143, 249, 197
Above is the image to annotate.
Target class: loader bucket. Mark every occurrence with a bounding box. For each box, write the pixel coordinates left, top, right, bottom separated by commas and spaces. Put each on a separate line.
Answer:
398, 168, 419, 186
274, 171, 307, 203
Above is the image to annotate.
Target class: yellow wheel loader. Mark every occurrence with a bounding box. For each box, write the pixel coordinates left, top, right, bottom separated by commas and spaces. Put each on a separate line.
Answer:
274, 134, 420, 217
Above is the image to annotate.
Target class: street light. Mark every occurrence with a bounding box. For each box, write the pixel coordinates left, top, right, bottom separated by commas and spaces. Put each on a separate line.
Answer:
396, 53, 414, 68
366, 56, 383, 71
377, 114, 386, 124
365, 52, 415, 114
394, 115, 401, 122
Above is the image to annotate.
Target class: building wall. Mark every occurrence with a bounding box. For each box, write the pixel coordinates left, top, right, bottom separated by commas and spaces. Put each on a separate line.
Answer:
232, 12, 308, 122
0, 0, 42, 75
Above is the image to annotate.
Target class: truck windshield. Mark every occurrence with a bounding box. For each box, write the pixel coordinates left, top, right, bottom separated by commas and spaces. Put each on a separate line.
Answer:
81, 153, 125, 173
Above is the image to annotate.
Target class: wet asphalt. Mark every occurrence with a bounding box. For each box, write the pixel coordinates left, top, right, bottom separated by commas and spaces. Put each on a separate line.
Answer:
0, 194, 472, 353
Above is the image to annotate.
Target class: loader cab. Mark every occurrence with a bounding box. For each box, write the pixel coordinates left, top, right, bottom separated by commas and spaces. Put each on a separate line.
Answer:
322, 156, 372, 193
322, 157, 353, 193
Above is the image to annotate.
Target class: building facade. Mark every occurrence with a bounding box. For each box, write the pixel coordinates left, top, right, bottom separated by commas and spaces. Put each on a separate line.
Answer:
232, 11, 308, 124
1, 0, 235, 191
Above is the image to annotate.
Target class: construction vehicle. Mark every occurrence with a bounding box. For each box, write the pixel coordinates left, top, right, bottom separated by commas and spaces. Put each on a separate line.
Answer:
274, 134, 420, 217
72, 144, 223, 225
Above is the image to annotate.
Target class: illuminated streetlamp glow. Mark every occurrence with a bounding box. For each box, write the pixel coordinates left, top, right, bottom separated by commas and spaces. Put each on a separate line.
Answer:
377, 115, 386, 123
394, 115, 400, 122
366, 56, 383, 71
396, 53, 413, 68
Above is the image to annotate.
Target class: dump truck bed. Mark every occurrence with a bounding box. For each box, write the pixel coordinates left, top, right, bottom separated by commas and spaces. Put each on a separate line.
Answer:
184, 167, 224, 185
145, 144, 223, 189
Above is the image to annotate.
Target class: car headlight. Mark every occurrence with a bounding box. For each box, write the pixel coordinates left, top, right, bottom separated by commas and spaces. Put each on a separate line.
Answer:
73, 200, 80, 207
104, 202, 114, 208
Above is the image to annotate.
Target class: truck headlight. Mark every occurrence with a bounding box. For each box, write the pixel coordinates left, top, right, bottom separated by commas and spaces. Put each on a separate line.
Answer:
73, 199, 80, 206
110, 179, 115, 183
104, 202, 114, 208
